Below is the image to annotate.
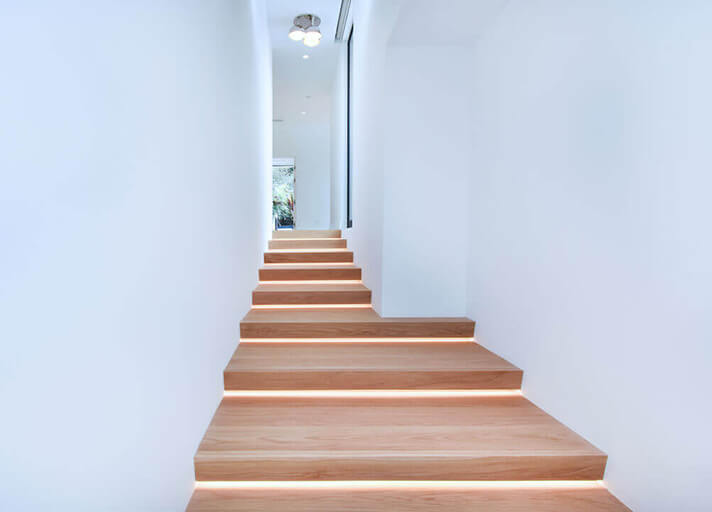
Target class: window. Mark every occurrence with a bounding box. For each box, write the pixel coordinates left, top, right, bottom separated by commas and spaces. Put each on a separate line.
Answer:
272, 158, 295, 230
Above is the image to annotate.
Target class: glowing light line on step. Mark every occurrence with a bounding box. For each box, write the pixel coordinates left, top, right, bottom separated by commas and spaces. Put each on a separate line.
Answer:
266, 248, 350, 253
270, 238, 343, 241
258, 280, 363, 285
222, 390, 522, 398
195, 480, 606, 490
239, 337, 476, 343
251, 304, 372, 309
263, 262, 354, 266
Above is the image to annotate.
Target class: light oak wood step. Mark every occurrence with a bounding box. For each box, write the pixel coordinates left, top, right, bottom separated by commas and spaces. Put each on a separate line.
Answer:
193, 396, 607, 481
269, 239, 347, 250
252, 283, 372, 305
240, 308, 475, 339
265, 250, 354, 264
259, 264, 362, 281
224, 342, 522, 390
187, 486, 630, 511
273, 229, 341, 239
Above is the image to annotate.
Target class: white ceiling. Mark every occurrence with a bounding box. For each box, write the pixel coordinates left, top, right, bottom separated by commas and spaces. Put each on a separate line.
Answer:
389, 0, 509, 46
266, 0, 342, 123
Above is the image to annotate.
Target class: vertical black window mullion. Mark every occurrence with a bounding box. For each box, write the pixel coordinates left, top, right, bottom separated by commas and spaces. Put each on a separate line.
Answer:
346, 26, 353, 228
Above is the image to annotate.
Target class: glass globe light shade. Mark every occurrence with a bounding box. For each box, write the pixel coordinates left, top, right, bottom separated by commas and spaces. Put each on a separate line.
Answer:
288, 25, 305, 41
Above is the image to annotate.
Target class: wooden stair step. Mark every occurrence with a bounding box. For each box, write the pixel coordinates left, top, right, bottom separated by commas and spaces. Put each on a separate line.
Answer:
194, 396, 607, 481
253, 283, 372, 305
187, 486, 630, 511
269, 238, 347, 249
240, 307, 475, 339
265, 250, 354, 264
259, 264, 362, 281
273, 229, 341, 239
224, 342, 522, 390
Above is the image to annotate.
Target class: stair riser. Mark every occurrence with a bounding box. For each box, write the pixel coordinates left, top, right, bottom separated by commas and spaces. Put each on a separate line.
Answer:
265, 252, 354, 264
224, 370, 523, 390
252, 290, 372, 305
240, 321, 475, 339
259, 267, 362, 281
269, 239, 347, 249
195, 455, 607, 481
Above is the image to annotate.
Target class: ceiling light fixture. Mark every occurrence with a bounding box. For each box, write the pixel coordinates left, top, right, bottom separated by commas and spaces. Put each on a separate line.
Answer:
289, 14, 322, 47
288, 25, 305, 41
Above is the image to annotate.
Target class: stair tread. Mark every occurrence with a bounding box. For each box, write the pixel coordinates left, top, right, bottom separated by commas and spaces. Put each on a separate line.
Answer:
252, 283, 372, 305
259, 264, 363, 282
240, 308, 475, 339
187, 487, 630, 511
242, 307, 470, 324
254, 283, 371, 293
273, 229, 341, 239
228, 342, 518, 372
264, 250, 354, 264
225, 342, 522, 390
194, 396, 606, 480
269, 239, 347, 249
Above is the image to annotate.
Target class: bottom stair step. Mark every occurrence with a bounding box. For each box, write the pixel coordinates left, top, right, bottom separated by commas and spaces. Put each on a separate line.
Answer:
194, 396, 606, 481
187, 486, 630, 511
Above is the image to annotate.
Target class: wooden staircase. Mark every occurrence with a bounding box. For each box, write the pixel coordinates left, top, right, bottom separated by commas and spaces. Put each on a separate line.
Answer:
187, 230, 630, 511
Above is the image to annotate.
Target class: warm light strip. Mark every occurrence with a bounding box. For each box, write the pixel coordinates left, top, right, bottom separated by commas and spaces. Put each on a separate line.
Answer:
266, 248, 350, 253
240, 337, 476, 343
271, 238, 343, 241
258, 280, 363, 285
263, 262, 354, 266
251, 304, 372, 309
195, 480, 606, 490
223, 390, 522, 398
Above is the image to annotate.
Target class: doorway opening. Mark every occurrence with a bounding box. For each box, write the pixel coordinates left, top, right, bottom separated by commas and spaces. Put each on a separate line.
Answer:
272, 157, 295, 230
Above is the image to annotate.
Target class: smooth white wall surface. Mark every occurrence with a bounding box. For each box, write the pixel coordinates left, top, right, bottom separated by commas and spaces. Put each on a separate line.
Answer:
0, 1, 271, 510
381, 46, 472, 316
343, 0, 711, 509
342, 0, 404, 312
465, 1, 712, 510
329, 46, 347, 230
273, 120, 331, 228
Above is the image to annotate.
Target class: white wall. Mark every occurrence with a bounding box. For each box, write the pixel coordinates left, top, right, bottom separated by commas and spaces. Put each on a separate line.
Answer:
274, 120, 331, 229
381, 46, 472, 316
0, 1, 271, 510
342, 0, 405, 312
465, 2, 712, 510
344, 0, 712, 509
341, 1, 471, 316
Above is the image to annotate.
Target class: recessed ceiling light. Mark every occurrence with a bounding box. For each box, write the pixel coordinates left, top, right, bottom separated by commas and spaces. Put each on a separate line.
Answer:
302, 54, 309, 60
301, 111, 307, 115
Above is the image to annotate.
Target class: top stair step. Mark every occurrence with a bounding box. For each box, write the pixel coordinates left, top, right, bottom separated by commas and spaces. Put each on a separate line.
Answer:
273, 230, 341, 239
269, 239, 347, 249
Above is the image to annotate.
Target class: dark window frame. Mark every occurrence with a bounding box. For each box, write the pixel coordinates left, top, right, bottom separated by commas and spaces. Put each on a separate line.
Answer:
346, 25, 353, 228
